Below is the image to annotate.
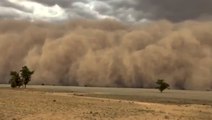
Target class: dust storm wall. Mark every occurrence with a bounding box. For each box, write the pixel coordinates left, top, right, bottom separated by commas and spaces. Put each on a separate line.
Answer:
0, 19, 212, 90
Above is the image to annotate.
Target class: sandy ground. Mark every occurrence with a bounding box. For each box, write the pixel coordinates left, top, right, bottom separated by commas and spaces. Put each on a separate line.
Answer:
0, 88, 212, 120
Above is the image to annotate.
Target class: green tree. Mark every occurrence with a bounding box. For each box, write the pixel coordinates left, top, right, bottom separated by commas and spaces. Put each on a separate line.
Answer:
9, 71, 22, 88
156, 79, 170, 93
20, 66, 34, 88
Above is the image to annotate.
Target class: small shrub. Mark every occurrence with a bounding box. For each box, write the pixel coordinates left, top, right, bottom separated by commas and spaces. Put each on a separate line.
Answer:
10, 79, 17, 88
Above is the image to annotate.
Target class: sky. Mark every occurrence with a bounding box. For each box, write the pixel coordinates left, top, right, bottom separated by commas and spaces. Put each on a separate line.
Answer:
1, 0, 212, 22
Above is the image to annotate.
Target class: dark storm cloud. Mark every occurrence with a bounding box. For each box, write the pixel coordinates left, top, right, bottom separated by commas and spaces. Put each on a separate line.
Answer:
1, 0, 212, 22
57, 0, 212, 22
30, 0, 76, 8
135, 0, 212, 22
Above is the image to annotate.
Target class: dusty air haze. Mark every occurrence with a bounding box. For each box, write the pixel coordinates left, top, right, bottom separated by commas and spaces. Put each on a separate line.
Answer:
0, 0, 212, 90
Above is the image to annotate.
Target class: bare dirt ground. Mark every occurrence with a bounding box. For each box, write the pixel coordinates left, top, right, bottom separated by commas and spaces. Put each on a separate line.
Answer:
0, 87, 212, 120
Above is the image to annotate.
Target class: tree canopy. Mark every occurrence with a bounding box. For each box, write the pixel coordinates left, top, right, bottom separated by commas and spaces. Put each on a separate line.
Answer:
20, 66, 34, 88
156, 79, 170, 93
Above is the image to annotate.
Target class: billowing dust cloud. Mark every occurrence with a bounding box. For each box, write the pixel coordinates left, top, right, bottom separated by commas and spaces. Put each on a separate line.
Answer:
0, 19, 212, 90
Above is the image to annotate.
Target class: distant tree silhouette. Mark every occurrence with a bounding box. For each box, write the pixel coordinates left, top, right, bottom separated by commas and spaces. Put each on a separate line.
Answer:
20, 66, 34, 88
156, 79, 170, 93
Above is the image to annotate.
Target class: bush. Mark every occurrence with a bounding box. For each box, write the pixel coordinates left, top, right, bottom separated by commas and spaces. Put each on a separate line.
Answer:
9, 79, 17, 88
9, 71, 21, 88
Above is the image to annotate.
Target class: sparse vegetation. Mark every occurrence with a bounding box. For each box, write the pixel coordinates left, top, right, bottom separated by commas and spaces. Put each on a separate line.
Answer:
156, 79, 170, 93
9, 66, 34, 88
